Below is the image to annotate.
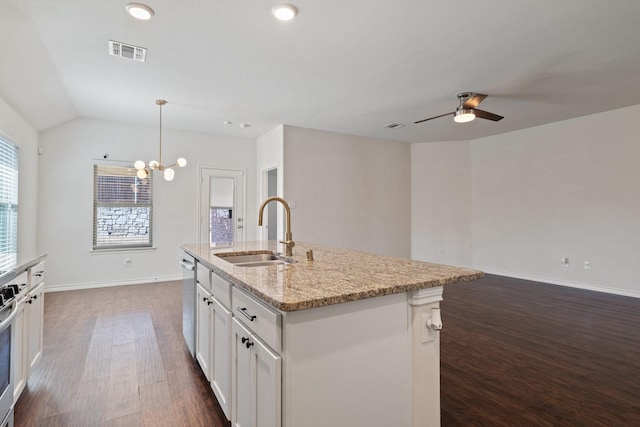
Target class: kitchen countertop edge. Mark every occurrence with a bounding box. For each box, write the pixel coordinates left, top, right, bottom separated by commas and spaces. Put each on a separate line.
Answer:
182, 242, 483, 312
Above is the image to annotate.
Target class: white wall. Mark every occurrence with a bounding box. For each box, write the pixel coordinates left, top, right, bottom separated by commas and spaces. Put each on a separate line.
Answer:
283, 126, 411, 258
411, 141, 472, 267
471, 105, 640, 296
257, 125, 284, 240
0, 96, 39, 262
38, 117, 256, 290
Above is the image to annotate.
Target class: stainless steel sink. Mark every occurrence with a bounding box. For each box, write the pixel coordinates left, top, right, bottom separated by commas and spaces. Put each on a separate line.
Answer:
215, 252, 296, 267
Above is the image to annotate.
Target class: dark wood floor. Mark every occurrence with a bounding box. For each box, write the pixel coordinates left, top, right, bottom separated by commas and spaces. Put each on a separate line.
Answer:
441, 274, 640, 426
14, 275, 640, 426
14, 281, 230, 427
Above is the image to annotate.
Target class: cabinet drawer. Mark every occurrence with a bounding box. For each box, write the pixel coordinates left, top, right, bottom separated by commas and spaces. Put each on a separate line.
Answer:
197, 263, 211, 291
232, 287, 281, 353
29, 261, 46, 287
211, 271, 231, 309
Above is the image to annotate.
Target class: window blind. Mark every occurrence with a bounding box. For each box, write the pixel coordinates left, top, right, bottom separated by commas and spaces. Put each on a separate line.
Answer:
0, 136, 18, 271
93, 164, 153, 249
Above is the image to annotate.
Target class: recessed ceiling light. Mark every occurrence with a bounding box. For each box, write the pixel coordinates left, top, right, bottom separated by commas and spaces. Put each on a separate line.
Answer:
224, 121, 233, 125
239, 123, 251, 128
126, 3, 154, 20
272, 4, 298, 21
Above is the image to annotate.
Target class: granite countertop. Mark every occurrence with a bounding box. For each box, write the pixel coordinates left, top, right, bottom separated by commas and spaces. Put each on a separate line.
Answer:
183, 241, 483, 312
0, 253, 47, 286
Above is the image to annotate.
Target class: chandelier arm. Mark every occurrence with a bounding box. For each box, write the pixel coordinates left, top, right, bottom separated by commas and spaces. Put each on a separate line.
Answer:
158, 101, 163, 166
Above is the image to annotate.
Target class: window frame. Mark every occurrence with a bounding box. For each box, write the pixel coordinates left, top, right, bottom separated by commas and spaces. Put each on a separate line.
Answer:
93, 163, 153, 251
0, 134, 18, 271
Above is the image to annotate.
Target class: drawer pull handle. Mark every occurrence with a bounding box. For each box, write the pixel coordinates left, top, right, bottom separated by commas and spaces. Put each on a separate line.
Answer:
237, 307, 256, 321
241, 337, 254, 349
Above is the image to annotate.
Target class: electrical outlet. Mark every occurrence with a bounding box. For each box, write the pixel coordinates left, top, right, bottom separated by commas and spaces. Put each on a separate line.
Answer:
421, 313, 435, 343
584, 261, 591, 270
561, 257, 569, 267
125, 258, 132, 267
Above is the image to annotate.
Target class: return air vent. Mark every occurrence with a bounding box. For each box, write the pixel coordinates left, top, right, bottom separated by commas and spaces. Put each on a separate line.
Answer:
108, 40, 147, 62
383, 123, 405, 129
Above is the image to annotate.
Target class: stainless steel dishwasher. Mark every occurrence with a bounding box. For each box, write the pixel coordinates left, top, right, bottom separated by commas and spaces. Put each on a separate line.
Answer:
180, 253, 196, 358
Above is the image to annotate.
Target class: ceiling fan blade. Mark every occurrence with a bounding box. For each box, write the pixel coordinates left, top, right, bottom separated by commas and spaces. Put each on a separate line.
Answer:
462, 93, 487, 109
414, 111, 454, 124
473, 109, 504, 121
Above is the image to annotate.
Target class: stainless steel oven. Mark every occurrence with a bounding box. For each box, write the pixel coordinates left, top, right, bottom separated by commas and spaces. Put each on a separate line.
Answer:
0, 283, 16, 427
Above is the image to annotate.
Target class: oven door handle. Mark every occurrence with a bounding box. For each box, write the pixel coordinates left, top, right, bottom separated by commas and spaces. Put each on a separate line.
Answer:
0, 301, 17, 331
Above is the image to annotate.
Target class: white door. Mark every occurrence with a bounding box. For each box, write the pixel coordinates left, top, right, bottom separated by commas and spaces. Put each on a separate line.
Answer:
200, 168, 246, 248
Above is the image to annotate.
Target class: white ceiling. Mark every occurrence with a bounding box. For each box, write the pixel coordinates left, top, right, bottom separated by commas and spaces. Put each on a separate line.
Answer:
1, 0, 640, 143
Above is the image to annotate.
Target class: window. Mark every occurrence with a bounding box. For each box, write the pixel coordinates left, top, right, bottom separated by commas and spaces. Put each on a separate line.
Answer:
93, 164, 153, 249
0, 136, 18, 271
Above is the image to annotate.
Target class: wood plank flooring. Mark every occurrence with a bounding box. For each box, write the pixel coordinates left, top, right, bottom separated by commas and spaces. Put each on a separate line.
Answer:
440, 274, 640, 426
14, 275, 640, 426
14, 281, 230, 427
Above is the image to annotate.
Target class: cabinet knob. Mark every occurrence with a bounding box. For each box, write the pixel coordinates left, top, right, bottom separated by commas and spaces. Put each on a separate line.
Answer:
33, 294, 38, 300
241, 337, 249, 344
245, 340, 254, 349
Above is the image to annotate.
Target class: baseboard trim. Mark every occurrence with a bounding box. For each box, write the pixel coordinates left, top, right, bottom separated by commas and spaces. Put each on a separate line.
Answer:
45, 275, 182, 293
481, 269, 640, 299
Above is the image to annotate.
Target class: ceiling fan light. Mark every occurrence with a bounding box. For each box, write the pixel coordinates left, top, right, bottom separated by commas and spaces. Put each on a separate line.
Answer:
454, 109, 476, 123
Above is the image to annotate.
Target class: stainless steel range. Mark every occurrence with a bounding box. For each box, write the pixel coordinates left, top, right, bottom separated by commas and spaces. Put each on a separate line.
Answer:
0, 273, 18, 427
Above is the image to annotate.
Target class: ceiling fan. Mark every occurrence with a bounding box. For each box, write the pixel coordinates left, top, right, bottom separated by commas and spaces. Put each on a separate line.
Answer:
414, 92, 504, 124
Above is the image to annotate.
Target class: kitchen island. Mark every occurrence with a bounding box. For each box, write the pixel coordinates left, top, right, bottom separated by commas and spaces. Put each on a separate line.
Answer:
182, 241, 482, 427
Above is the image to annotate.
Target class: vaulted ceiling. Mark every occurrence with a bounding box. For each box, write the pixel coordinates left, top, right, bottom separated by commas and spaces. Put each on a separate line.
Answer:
2, 0, 640, 143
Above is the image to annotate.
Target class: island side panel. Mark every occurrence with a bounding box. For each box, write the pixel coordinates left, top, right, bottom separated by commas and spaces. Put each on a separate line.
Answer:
409, 287, 443, 427
281, 292, 412, 427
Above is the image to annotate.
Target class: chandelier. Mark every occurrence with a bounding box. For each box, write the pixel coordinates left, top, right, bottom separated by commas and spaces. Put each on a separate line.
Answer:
135, 99, 186, 181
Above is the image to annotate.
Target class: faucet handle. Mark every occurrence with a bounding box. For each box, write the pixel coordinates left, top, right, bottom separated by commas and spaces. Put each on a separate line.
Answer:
278, 240, 295, 256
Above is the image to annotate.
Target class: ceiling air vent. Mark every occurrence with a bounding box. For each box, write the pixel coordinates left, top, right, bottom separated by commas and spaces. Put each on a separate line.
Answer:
108, 40, 147, 62
383, 123, 405, 129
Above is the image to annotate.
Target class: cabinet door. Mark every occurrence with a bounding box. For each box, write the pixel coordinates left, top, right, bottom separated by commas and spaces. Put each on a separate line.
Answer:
196, 283, 212, 380
27, 282, 44, 373
232, 318, 282, 427
211, 298, 232, 420
13, 300, 26, 403
232, 318, 254, 427
254, 336, 281, 427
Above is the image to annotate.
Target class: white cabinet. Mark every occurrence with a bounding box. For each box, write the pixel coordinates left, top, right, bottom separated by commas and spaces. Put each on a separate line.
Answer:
210, 296, 232, 419
196, 282, 212, 380
13, 261, 46, 405
26, 281, 44, 373
231, 318, 281, 427
12, 272, 28, 402
195, 268, 233, 420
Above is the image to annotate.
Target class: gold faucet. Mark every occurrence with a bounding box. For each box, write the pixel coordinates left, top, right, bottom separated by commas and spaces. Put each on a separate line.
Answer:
258, 196, 295, 256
